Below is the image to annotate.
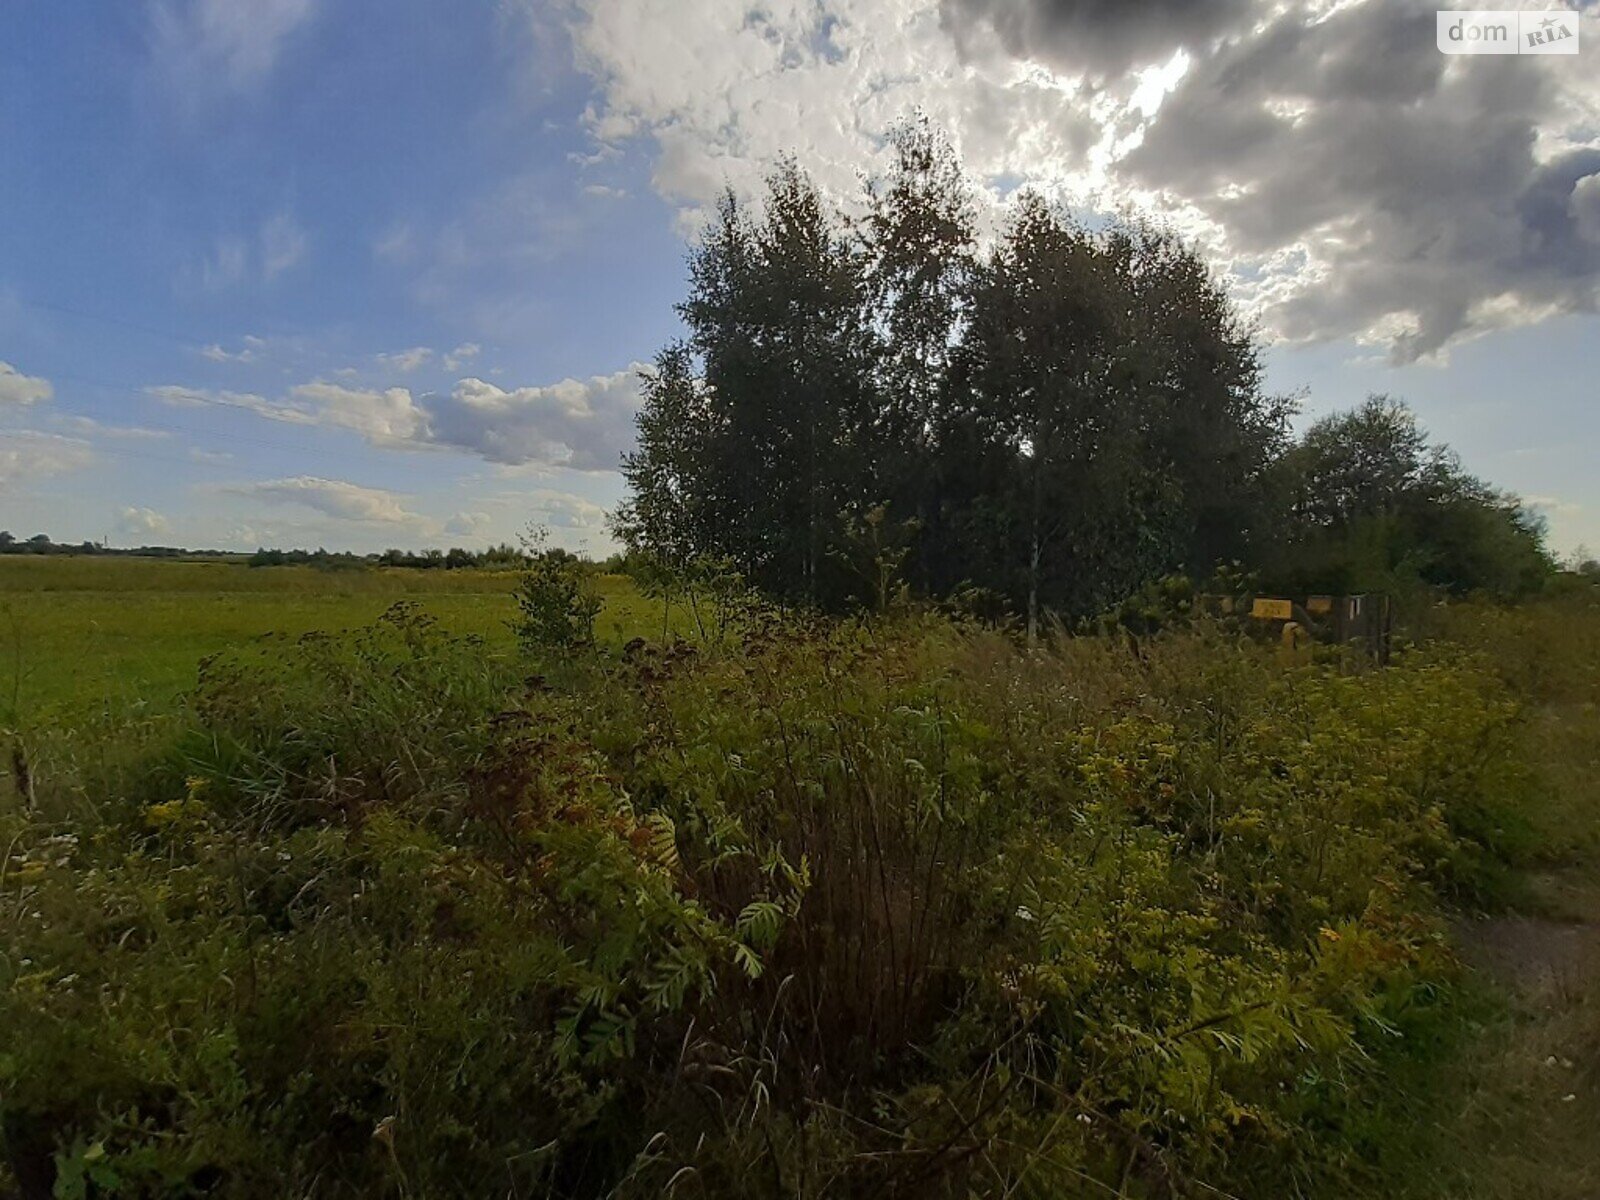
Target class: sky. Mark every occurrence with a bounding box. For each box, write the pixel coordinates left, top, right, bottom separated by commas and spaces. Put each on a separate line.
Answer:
1, 0, 1597, 558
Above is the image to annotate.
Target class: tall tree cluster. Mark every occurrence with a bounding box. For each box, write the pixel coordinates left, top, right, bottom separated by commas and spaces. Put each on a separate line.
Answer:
616, 121, 1545, 621
1265, 396, 1552, 597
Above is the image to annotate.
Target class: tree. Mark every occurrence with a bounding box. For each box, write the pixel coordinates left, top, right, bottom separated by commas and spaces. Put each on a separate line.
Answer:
1113, 224, 1290, 571
946, 195, 1156, 638
1269, 396, 1551, 596
617, 122, 1440, 625
614, 346, 722, 574
863, 116, 977, 582
1280, 396, 1432, 528
623, 164, 876, 606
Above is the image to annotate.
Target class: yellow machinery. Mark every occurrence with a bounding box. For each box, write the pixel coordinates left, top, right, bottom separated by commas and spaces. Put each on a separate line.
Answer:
1247, 593, 1392, 663
1196, 591, 1392, 662
1249, 598, 1293, 621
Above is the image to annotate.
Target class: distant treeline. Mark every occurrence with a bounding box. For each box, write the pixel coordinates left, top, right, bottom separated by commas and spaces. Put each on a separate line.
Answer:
0, 532, 214, 559
618, 119, 1564, 629
0, 533, 630, 573
250, 545, 576, 570
254, 545, 630, 572
370, 544, 528, 570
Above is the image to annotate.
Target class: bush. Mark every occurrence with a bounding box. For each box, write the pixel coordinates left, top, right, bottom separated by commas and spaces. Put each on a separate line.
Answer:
0, 605, 1548, 1197
1, 605, 750, 1196
513, 545, 601, 651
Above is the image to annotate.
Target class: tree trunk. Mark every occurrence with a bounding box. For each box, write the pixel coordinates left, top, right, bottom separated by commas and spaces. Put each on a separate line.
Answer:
1027, 425, 1042, 646
1027, 535, 1040, 646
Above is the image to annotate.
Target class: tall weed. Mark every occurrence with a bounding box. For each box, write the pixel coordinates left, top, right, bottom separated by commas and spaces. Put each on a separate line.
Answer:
0, 603, 1554, 1197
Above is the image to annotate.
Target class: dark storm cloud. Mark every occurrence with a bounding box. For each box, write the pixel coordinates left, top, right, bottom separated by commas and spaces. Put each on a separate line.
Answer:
940, 0, 1253, 76
1519, 149, 1600, 277
1119, 1, 1600, 359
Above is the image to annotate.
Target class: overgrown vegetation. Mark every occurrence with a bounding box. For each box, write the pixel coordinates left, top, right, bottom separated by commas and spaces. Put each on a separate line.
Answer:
6, 581, 1590, 1198
3, 118, 1593, 1200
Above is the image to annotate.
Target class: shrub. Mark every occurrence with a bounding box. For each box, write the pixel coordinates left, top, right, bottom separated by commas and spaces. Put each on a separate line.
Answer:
1, 606, 753, 1196
513, 542, 601, 651
0, 604, 1548, 1198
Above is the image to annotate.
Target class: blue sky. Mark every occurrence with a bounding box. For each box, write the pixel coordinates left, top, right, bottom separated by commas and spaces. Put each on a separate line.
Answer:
2, 1, 1597, 557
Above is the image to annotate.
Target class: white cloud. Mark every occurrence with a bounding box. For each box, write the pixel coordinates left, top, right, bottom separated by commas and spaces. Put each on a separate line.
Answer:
226, 476, 420, 524
148, 0, 316, 99
150, 381, 418, 442
147, 384, 300, 422
148, 384, 252, 407
186, 217, 305, 292
148, 362, 649, 470
149, 380, 426, 450
531, 489, 610, 530
1527, 494, 1582, 518
568, 0, 1097, 226
260, 212, 308, 279
444, 510, 492, 536
0, 432, 93, 489
374, 221, 416, 263
287, 381, 430, 444
197, 235, 250, 290
404, 174, 608, 327
198, 335, 263, 363
1117, 5, 1600, 360
443, 342, 481, 371
425, 365, 646, 470
0, 361, 53, 406
1573, 174, 1600, 246
58, 416, 170, 440
376, 347, 434, 373
118, 507, 171, 537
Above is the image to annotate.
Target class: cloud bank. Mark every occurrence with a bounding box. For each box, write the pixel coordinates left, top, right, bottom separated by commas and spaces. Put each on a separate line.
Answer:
225, 476, 419, 524
149, 363, 649, 471
566, 0, 1600, 359
0, 361, 54, 406
118, 507, 172, 537
0, 431, 93, 490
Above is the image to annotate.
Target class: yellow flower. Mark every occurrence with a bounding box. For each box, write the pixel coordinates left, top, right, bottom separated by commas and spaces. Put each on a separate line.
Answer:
1318, 926, 1341, 943
145, 799, 187, 827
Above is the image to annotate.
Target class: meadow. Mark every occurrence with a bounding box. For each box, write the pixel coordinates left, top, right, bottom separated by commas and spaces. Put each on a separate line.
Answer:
0, 557, 663, 720
2, 555, 1597, 1198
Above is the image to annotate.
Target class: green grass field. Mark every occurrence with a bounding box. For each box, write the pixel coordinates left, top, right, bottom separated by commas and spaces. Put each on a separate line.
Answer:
0, 556, 667, 721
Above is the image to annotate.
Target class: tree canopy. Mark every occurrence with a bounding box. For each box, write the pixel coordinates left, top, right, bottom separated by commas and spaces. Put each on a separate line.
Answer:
617, 121, 1551, 621
1266, 395, 1552, 597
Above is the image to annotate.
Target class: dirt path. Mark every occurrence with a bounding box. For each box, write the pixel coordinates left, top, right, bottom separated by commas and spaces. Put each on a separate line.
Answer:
1443, 867, 1600, 1199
